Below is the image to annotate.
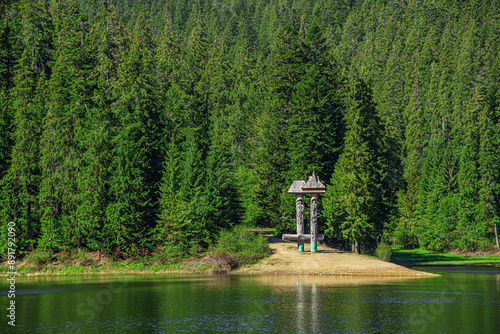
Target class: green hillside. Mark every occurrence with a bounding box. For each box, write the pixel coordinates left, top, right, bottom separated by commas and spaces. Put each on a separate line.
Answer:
1, 0, 499, 259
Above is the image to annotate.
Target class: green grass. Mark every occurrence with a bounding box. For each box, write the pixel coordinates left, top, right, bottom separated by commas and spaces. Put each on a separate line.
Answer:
391, 248, 500, 267
0, 260, 184, 276
0, 265, 88, 275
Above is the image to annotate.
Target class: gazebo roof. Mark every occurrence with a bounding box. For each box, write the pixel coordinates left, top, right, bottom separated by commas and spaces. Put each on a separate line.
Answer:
302, 172, 326, 194
287, 180, 306, 194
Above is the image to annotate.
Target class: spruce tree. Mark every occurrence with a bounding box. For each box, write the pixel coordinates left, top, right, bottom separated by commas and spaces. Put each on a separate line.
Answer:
0, 0, 18, 181
457, 89, 482, 249
416, 136, 459, 251
158, 130, 207, 254
41, 1, 96, 252
204, 37, 242, 234
38, 2, 83, 252
76, 0, 129, 254
230, 43, 263, 226
252, 25, 302, 231
157, 21, 213, 255
395, 68, 428, 247
2, 0, 53, 252
324, 77, 387, 254
106, 10, 159, 256
288, 20, 343, 182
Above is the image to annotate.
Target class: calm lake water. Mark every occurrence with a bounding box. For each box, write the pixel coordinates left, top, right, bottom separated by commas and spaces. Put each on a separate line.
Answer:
1, 267, 499, 333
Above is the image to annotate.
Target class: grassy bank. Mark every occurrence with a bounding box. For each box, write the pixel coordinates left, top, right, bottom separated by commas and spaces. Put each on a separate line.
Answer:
391, 249, 500, 267
0, 227, 272, 276
0, 261, 185, 276
0, 262, 184, 276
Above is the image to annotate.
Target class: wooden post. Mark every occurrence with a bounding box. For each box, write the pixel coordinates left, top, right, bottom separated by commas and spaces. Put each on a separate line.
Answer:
287, 180, 306, 252
296, 194, 304, 252
310, 194, 318, 252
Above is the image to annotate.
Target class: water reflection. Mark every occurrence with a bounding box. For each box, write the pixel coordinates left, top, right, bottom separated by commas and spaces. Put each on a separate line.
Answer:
311, 283, 318, 334
296, 280, 305, 333
292, 279, 320, 333
4, 270, 500, 333
248, 274, 420, 286
278, 275, 421, 334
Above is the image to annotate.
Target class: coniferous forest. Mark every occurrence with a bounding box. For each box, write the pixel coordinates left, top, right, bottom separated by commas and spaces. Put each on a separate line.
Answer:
1, 0, 500, 258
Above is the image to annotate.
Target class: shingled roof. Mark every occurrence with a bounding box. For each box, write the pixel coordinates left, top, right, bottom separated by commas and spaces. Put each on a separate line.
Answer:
287, 180, 306, 194
302, 171, 326, 194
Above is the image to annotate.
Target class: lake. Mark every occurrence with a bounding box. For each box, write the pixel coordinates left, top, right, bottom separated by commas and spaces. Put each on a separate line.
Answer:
2, 267, 499, 333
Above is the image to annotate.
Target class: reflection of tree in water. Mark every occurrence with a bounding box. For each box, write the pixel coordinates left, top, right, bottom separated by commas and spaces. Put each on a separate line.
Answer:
296, 280, 319, 333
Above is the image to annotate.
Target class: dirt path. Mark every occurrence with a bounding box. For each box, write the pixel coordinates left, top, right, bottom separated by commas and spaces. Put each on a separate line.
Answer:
235, 231, 437, 277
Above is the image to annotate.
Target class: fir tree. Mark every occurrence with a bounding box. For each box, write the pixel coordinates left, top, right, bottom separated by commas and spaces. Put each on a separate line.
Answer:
457, 89, 482, 249
0, 0, 18, 181
1, 0, 53, 252
106, 10, 159, 256
77, 0, 129, 253
324, 77, 387, 254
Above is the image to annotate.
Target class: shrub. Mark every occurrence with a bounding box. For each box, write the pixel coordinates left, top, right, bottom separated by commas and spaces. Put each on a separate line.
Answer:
212, 226, 271, 265
24, 250, 51, 265
375, 242, 393, 262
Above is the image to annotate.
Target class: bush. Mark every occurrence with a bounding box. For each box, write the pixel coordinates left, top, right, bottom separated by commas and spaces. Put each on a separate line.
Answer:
24, 250, 51, 265
375, 242, 393, 262
212, 226, 271, 265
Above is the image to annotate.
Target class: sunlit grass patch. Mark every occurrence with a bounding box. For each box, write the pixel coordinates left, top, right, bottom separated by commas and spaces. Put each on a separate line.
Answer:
391, 248, 500, 267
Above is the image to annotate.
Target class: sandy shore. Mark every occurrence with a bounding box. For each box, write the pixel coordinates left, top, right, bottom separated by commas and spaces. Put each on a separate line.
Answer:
234, 232, 438, 277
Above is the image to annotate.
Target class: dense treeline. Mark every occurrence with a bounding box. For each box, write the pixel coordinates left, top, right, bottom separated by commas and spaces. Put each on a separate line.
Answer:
1, 0, 499, 258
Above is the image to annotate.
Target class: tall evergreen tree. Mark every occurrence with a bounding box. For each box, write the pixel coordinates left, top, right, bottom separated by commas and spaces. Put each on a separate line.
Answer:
0, 0, 18, 181
395, 67, 428, 247
1, 0, 53, 252
158, 130, 208, 255
157, 20, 212, 253
457, 89, 482, 249
76, 0, 129, 253
251, 25, 303, 231
106, 10, 159, 256
288, 20, 343, 182
324, 77, 387, 254
39, 1, 96, 252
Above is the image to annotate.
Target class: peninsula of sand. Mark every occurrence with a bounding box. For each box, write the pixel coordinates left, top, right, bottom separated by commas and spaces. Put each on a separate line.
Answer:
235, 231, 437, 277
1, 231, 438, 277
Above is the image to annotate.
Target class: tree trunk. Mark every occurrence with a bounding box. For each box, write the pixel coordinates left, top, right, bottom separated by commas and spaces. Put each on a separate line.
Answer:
494, 222, 499, 251
355, 238, 360, 254
492, 200, 499, 251
27, 197, 31, 251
